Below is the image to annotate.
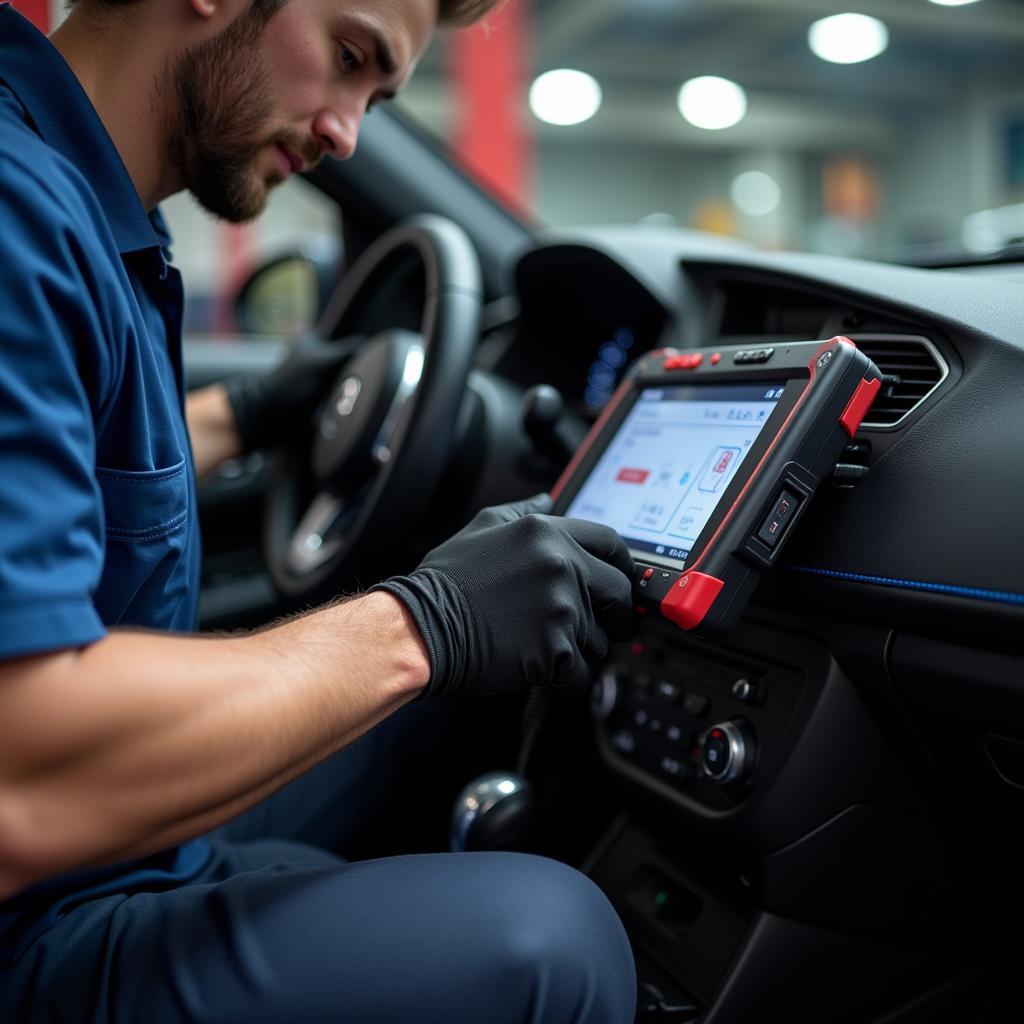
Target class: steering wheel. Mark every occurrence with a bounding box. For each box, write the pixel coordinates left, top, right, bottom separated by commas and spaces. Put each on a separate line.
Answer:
263, 214, 482, 600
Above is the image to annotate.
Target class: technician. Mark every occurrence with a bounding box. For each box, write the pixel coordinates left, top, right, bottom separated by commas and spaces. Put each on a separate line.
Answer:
0, 0, 637, 1020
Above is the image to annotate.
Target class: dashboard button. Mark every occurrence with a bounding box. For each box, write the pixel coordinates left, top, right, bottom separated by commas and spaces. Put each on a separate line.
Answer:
659, 755, 691, 781
682, 691, 709, 717
732, 678, 756, 703
655, 679, 681, 704
612, 731, 636, 754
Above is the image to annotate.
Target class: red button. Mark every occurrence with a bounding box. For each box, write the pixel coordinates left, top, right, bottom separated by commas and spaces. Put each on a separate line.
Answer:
665, 353, 703, 371
643, 568, 654, 580
710, 352, 721, 365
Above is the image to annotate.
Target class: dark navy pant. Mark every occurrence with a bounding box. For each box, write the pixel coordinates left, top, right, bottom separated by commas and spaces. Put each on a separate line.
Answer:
1, 703, 637, 1022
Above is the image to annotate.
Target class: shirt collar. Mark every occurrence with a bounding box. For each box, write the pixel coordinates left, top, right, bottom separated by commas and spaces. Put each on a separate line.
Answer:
0, 4, 161, 255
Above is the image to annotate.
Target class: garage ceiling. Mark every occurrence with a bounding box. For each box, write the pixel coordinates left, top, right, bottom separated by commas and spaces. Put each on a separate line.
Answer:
403, 0, 1024, 150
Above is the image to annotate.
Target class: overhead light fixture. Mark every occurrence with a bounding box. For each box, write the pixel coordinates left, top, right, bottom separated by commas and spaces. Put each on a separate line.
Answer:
529, 69, 602, 126
928, 0, 983, 6
677, 76, 748, 131
730, 171, 782, 217
809, 13, 889, 64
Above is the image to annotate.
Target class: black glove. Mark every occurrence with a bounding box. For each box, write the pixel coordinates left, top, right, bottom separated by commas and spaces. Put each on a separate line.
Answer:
224, 335, 356, 453
372, 494, 635, 698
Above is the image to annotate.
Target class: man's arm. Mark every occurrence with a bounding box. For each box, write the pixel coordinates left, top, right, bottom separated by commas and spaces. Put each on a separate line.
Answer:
186, 383, 244, 478
0, 591, 428, 900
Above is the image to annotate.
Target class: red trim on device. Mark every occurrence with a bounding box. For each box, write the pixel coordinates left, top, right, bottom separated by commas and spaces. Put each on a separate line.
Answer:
660, 572, 725, 631
550, 376, 633, 502
839, 376, 881, 437
681, 345, 826, 577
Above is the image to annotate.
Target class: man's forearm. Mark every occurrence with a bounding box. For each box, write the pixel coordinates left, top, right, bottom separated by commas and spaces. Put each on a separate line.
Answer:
186, 383, 244, 479
0, 592, 428, 899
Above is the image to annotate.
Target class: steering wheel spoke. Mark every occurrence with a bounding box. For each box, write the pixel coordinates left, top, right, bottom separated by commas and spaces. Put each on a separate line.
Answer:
285, 491, 348, 575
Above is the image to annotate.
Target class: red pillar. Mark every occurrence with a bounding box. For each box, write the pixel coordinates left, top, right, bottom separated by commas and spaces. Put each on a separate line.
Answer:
448, 0, 532, 213
14, 0, 50, 31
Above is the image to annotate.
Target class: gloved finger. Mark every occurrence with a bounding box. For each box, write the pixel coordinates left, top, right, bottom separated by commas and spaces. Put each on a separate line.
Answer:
579, 621, 611, 674
550, 634, 599, 694
476, 493, 553, 529
578, 552, 635, 640
558, 517, 634, 580
496, 493, 553, 520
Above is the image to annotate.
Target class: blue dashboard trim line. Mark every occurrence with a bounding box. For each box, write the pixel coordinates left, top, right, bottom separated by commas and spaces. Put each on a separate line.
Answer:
789, 566, 1024, 607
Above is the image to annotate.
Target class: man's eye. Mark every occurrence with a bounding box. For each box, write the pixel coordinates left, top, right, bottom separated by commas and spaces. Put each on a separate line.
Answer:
337, 44, 360, 74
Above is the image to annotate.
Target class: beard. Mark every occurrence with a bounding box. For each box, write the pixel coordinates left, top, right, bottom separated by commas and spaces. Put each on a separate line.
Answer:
168, 9, 318, 223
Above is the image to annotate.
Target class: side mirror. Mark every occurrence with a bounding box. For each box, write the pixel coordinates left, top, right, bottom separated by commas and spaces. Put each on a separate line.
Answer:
234, 233, 342, 336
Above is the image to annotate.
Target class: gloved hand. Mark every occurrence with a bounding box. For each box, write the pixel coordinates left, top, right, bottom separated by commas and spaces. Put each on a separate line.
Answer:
224, 334, 356, 453
372, 494, 635, 699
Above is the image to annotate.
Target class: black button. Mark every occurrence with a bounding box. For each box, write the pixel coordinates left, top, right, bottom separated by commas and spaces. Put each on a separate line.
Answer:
756, 487, 801, 549
682, 691, 709, 717
732, 678, 756, 703
659, 755, 690, 781
612, 731, 636, 754
666, 723, 685, 745
733, 350, 752, 364
655, 679, 681, 704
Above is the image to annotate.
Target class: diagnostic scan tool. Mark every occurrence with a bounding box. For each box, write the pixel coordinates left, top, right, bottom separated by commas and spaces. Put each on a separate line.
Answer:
551, 337, 881, 638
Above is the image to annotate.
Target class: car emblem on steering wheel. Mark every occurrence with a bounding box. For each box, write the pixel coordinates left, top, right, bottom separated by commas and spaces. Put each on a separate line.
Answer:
321, 377, 361, 439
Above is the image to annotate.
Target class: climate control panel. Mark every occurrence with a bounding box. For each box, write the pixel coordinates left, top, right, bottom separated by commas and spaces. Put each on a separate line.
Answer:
592, 623, 803, 813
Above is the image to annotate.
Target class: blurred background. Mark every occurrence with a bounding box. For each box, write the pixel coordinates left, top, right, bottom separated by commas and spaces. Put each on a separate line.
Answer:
17, 0, 1024, 336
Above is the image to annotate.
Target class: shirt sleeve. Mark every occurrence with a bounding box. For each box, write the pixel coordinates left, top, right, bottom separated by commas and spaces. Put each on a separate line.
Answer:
0, 154, 114, 659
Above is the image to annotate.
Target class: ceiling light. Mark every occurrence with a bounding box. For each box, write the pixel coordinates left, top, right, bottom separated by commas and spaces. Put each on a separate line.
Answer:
730, 171, 782, 217
677, 76, 748, 131
529, 69, 602, 126
809, 13, 889, 65
928, 0, 983, 6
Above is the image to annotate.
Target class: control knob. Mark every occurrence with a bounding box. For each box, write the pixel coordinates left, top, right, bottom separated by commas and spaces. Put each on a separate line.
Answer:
700, 720, 756, 785
591, 666, 620, 719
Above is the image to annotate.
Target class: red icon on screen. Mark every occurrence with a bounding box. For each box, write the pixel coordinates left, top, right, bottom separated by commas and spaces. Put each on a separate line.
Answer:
713, 451, 735, 474
616, 467, 651, 484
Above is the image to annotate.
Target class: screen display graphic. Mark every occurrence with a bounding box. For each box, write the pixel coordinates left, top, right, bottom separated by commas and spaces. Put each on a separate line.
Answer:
565, 382, 786, 568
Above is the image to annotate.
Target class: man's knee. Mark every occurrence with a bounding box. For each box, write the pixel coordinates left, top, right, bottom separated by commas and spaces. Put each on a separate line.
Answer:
482, 854, 637, 1024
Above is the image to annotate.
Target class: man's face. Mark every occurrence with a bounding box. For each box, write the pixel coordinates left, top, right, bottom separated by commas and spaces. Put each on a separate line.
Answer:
171, 0, 436, 223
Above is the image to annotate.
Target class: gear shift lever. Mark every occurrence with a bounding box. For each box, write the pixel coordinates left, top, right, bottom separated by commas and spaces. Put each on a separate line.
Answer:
450, 772, 535, 852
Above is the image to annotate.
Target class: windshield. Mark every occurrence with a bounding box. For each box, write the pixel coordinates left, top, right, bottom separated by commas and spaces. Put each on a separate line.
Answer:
398, 0, 1024, 263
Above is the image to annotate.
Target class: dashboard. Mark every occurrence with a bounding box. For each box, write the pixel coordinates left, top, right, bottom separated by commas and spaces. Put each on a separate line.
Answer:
471, 225, 1024, 1021
188, 217, 1024, 1020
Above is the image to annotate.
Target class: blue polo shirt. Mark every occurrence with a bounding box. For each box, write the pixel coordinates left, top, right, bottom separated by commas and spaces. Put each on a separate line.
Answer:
0, 5, 210, 952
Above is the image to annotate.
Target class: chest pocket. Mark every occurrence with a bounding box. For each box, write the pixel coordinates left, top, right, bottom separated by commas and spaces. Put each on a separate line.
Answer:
94, 457, 192, 629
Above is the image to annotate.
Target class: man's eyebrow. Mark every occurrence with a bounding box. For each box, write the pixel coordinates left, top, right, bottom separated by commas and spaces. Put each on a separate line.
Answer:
353, 18, 398, 78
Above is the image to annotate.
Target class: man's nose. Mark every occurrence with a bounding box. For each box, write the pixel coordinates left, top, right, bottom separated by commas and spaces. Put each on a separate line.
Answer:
311, 108, 360, 161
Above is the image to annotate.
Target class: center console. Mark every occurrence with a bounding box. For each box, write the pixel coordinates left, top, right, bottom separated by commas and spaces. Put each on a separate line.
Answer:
579, 616, 982, 1022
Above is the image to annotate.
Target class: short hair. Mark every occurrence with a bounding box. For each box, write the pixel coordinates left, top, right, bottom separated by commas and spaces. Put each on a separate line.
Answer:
68, 0, 502, 28
436, 0, 501, 26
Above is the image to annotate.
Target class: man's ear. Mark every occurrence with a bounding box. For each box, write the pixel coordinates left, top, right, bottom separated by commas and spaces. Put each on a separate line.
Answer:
187, 0, 218, 18
186, 0, 247, 20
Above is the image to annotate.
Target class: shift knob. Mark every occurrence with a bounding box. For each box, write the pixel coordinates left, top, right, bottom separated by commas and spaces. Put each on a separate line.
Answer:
450, 772, 535, 852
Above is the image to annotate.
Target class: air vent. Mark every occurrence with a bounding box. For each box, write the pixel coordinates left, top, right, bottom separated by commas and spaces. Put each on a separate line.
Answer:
852, 335, 948, 428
